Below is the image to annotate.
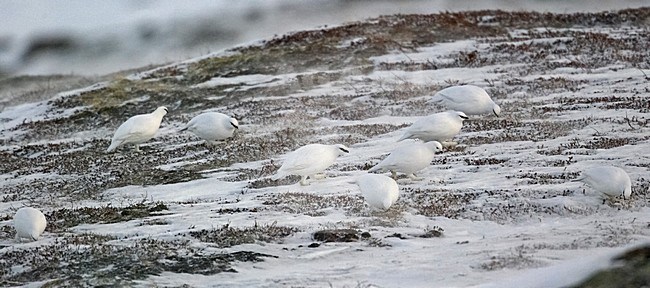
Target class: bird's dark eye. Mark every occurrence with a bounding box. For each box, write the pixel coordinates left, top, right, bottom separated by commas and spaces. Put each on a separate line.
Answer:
339, 147, 349, 153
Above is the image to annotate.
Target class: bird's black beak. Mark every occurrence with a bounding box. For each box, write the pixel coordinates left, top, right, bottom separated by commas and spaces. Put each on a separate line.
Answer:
339, 147, 350, 153
493, 110, 499, 117
460, 115, 469, 120
231, 122, 239, 129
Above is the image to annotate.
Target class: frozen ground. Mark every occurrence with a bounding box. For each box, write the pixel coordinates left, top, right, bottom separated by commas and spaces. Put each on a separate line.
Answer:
1, 8, 650, 287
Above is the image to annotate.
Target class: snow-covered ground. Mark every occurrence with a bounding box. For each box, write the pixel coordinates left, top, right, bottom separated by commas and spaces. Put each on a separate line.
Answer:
1, 9, 649, 288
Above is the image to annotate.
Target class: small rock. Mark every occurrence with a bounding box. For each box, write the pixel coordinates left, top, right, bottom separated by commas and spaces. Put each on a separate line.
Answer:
308, 242, 320, 248
419, 228, 444, 238
574, 244, 650, 287
386, 233, 407, 240
313, 229, 361, 242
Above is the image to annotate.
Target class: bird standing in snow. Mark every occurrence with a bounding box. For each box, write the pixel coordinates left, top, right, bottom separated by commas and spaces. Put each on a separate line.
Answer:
573, 166, 632, 199
430, 85, 501, 117
14, 207, 47, 242
356, 174, 399, 210
272, 144, 350, 186
180, 112, 238, 145
106, 106, 168, 152
369, 141, 443, 180
398, 110, 468, 143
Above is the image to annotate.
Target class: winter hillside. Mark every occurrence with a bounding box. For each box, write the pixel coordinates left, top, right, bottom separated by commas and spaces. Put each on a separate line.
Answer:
1, 8, 650, 287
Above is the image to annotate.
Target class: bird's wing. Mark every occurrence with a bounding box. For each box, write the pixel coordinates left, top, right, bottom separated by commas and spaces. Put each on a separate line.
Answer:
437, 86, 492, 107
113, 115, 152, 141
381, 145, 427, 169
282, 145, 332, 172
393, 146, 425, 163
437, 91, 472, 105
408, 116, 449, 134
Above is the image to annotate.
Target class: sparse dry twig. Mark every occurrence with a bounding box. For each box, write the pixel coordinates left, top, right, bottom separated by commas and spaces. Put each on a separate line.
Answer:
624, 110, 636, 130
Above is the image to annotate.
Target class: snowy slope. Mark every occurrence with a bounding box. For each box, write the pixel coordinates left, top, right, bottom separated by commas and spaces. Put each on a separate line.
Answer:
1, 9, 649, 287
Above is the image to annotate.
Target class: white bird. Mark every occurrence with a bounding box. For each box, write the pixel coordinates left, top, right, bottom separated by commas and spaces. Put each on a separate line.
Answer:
356, 174, 399, 210
14, 207, 47, 242
369, 141, 442, 180
573, 166, 632, 199
106, 106, 168, 152
180, 112, 238, 145
430, 85, 501, 116
272, 144, 350, 186
398, 111, 468, 142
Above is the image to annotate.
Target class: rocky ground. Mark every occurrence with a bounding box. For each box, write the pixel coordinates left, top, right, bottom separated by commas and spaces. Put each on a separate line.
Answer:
1, 8, 649, 287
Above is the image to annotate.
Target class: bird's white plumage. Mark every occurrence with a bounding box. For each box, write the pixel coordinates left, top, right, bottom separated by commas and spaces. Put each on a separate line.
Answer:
107, 106, 168, 152
399, 111, 468, 142
181, 112, 238, 145
272, 144, 349, 185
356, 174, 399, 210
14, 207, 47, 242
431, 85, 501, 116
369, 141, 442, 180
574, 166, 632, 199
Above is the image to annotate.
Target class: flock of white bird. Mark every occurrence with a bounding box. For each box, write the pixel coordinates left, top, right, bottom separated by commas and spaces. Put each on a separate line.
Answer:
11, 85, 634, 242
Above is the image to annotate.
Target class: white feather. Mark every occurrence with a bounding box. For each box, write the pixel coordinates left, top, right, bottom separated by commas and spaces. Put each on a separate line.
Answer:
357, 174, 399, 210
574, 166, 632, 199
181, 112, 238, 143
272, 144, 349, 185
399, 111, 468, 142
107, 106, 168, 152
369, 141, 442, 178
431, 85, 501, 116
14, 207, 47, 242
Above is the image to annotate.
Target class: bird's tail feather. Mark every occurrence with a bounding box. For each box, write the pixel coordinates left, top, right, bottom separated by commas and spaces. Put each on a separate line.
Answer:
106, 142, 118, 153
429, 94, 443, 103
571, 174, 586, 182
